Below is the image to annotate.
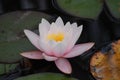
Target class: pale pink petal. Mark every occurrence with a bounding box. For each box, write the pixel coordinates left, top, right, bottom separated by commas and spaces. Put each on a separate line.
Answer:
71, 22, 77, 28
67, 25, 83, 51
64, 22, 71, 32
21, 51, 43, 59
39, 39, 51, 54
48, 22, 59, 34
65, 22, 70, 26
39, 18, 50, 38
55, 58, 72, 74
55, 17, 64, 27
62, 22, 73, 48
43, 53, 58, 61
53, 43, 66, 57
64, 42, 94, 58
41, 18, 50, 26
24, 30, 41, 50
39, 39, 56, 55
71, 25, 83, 44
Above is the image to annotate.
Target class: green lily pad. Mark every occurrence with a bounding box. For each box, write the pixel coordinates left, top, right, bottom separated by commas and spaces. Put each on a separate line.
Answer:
0, 11, 52, 42
0, 63, 18, 75
0, 11, 52, 63
56, 0, 103, 19
106, 0, 120, 19
14, 73, 77, 80
0, 39, 36, 63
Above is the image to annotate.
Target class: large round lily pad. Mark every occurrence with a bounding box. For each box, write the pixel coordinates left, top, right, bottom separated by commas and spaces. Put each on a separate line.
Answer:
55, 0, 103, 19
0, 39, 36, 63
106, 0, 120, 19
0, 11, 52, 42
0, 11, 52, 63
14, 73, 77, 80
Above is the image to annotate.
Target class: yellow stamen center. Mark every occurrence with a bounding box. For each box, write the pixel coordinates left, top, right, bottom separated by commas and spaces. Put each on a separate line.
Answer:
47, 33, 64, 42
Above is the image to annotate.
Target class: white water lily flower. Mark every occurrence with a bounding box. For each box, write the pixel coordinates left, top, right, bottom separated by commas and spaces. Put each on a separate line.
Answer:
21, 17, 94, 74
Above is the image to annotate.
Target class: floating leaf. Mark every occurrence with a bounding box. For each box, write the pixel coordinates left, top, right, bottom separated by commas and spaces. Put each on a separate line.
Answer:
0, 39, 36, 63
0, 11, 52, 63
0, 11, 52, 42
14, 73, 77, 80
55, 0, 103, 19
106, 0, 120, 19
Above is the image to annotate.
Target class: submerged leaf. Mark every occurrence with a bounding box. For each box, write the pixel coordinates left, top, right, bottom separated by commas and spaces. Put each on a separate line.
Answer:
0, 63, 18, 75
